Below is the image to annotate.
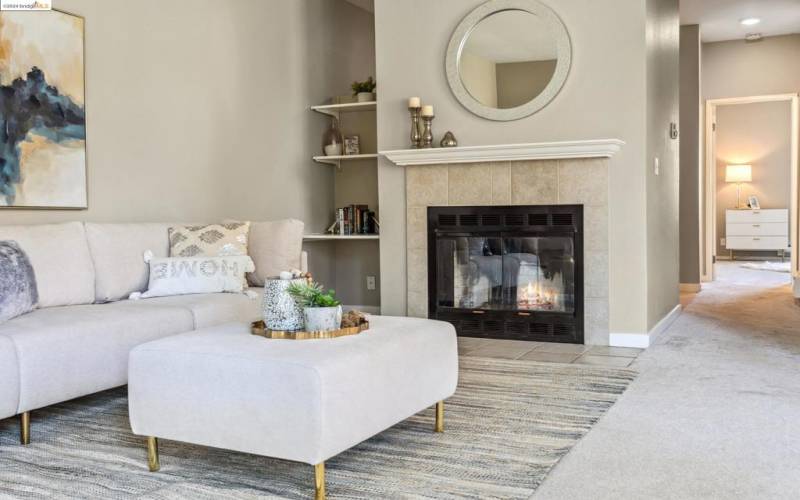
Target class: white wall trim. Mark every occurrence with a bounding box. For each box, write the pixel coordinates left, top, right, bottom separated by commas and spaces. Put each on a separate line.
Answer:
380, 139, 625, 166
679, 282, 701, 292
609, 304, 682, 348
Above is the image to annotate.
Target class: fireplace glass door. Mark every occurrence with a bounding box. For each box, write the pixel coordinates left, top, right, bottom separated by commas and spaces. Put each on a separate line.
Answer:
436, 235, 576, 313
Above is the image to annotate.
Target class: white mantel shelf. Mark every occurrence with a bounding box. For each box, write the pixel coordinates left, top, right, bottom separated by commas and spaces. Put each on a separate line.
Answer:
380, 139, 625, 166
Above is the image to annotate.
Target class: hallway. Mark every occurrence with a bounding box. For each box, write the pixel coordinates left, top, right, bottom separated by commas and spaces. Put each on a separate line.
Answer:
533, 261, 800, 499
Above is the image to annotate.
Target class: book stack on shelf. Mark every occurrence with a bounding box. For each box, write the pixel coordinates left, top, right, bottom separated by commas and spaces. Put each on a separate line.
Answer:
328, 205, 379, 236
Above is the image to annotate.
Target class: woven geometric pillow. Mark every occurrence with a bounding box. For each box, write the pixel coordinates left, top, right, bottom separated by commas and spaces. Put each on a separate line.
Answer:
169, 222, 250, 257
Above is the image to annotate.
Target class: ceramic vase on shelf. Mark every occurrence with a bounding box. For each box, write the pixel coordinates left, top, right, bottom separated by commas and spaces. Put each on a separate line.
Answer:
262, 277, 306, 331
303, 305, 343, 332
322, 118, 344, 156
356, 92, 375, 103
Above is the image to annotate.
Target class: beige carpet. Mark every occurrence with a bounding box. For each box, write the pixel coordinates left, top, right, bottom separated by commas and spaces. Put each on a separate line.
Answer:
0, 357, 635, 499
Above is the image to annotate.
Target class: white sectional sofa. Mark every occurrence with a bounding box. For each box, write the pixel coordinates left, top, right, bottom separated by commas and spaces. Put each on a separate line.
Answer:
0, 220, 305, 442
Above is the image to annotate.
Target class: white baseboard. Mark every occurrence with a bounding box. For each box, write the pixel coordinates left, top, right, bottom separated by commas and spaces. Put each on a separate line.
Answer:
343, 304, 381, 315
679, 283, 701, 292
609, 304, 682, 348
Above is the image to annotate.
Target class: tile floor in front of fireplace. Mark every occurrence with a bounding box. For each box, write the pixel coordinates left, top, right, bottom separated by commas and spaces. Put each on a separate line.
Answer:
458, 337, 642, 367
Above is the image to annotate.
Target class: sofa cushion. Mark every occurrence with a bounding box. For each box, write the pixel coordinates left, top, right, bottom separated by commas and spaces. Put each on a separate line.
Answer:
0, 222, 94, 307
0, 335, 20, 419
246, 219, 305, 286
85, 223, 173, 302
0, 301, 194, 413
129, 288, 263, 329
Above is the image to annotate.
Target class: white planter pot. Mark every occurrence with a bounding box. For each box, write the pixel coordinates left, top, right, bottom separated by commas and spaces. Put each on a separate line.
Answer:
356, 92, 375, 103
303, 305, 342, 332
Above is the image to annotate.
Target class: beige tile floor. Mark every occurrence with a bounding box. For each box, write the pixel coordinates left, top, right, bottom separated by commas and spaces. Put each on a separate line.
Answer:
458, 336, 642, 367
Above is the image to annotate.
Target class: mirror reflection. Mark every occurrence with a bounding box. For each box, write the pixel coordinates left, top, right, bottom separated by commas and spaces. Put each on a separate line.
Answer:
459, 9, 557, 109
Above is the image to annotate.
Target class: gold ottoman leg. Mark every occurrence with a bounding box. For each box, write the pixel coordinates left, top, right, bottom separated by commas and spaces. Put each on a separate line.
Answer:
20, 412, 30, 445
435, 401, 444, 433
146, 437, 160, 472
314, 462, 326, 500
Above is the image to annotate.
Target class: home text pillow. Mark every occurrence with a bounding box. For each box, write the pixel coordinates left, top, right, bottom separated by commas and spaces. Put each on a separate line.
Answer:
169, 222, 250, 257
130, 252, 255, 299
0, 241, 39, 323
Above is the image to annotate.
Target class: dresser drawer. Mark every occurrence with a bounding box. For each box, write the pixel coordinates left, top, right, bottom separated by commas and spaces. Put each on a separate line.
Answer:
726, 236, 788, 250
726, 222, 788, 237
726, 209, 788, 223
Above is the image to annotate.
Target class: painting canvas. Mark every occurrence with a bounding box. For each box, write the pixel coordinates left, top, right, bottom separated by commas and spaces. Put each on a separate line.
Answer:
0, 10, 86, 209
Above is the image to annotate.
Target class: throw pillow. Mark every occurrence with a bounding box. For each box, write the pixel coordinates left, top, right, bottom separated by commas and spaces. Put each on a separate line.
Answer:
243, 219, 305, 286
169, 222, 250, 257
130, 252, 255, 299
0, 240, 39, 322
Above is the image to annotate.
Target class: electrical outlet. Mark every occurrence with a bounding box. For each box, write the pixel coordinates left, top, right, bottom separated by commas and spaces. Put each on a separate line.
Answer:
720, 237, 726, 247
654, 156, 660, 176
366, 276, 376, 290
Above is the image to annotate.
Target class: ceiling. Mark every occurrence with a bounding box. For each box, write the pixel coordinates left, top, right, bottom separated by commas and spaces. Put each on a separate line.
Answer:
680, 0, 800, 42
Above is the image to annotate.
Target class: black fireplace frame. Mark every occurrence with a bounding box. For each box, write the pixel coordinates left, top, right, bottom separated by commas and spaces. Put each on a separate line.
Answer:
427, 205, 584, 344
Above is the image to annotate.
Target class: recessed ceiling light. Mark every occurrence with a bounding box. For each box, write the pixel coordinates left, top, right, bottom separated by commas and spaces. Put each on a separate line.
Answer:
740, 17, 761, 26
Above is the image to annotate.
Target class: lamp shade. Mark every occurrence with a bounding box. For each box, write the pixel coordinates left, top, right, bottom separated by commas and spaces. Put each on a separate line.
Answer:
726, 164, 752, 183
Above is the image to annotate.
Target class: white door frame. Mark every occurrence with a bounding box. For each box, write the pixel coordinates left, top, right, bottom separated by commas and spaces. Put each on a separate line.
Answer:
702, 93, 800, 286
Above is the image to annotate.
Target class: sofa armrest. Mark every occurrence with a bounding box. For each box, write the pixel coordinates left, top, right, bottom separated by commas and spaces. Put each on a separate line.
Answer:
301, 251, 308, 274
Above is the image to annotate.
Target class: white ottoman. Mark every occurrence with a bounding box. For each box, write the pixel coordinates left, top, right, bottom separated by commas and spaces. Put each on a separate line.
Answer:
128, 315, 458, 499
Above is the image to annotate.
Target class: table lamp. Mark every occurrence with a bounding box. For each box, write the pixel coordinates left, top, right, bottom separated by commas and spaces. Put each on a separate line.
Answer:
725, 164, 752, 208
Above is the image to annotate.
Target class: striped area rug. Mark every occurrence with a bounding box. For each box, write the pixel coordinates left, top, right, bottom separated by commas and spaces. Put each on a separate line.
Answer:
0, 357, 635, 499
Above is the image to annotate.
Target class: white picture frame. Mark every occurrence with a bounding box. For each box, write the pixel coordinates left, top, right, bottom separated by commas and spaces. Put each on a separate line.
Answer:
748, 195, 760, 209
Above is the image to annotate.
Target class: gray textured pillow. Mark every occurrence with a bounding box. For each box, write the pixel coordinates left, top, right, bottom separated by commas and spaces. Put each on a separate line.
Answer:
0, 240, 38, 323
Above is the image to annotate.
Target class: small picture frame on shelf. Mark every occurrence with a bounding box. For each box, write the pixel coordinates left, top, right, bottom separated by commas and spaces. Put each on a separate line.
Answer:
344, 135, 360, 155
748, 195, 760, 210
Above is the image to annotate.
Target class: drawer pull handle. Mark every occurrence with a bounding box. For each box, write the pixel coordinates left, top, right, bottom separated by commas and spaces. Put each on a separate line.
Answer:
517, 312, 531, 317
753, 237, 760, 241
471, 310, 485, 315
753, 224, 760, 227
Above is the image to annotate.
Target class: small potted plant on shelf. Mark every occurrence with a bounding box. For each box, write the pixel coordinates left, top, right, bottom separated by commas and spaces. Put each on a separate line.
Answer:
287, 281, 343, 332
351, 76, 376, 103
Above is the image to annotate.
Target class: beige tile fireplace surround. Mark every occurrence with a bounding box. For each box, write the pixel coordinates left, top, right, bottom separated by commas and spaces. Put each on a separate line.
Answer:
403, 158, 610, 345
381, 140, 624, 345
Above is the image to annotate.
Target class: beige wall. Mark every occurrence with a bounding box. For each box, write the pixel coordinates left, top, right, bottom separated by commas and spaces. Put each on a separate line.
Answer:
459, 50, 498, 107
374, 0, 654, 336
645, 0, 680, 330
0, 0, 339, 231
703, 35, 800, 100
715, 101, 792, 255
679, 25, 701, 284
495, 59, 557, 109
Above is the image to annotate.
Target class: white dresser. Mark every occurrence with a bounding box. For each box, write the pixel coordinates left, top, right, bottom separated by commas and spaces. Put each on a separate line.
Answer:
725, 209, 789, 258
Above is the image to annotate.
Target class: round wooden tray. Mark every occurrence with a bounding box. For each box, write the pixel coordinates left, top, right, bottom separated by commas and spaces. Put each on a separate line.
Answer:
251, 320, 369, 340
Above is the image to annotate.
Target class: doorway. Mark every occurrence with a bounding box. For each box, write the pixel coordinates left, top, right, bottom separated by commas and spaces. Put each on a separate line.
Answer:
702, 94, 800, 293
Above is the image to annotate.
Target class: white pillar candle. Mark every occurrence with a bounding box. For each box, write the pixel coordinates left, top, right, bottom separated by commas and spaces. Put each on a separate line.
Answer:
408, 97, 421, 108
421, 105, 434, 116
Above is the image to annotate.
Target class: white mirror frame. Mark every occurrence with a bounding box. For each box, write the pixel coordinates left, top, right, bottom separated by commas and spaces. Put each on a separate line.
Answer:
445, 0, 572, 121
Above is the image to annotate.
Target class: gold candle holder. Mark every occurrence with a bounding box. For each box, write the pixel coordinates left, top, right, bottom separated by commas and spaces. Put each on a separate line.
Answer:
409, 106, 422, 148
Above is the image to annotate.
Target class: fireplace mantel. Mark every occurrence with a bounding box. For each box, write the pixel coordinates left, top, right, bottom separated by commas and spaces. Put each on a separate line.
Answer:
381, 139, 624, 166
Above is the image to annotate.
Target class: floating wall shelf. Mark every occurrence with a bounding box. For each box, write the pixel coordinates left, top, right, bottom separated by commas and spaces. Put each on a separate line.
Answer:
312, 153, 379, 167
303, 234, 380, 241
310, 101, 376, 119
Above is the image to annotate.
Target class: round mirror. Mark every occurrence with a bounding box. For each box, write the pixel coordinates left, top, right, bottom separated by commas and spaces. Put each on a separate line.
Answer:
446, 0, 571, 121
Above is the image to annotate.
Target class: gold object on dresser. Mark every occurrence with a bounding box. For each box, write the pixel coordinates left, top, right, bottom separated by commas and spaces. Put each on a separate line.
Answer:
250, 319, 369, 340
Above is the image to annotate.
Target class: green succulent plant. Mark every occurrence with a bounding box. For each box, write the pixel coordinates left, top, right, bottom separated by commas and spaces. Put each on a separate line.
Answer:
351, 76, 376, 96
287, 281, 341, 308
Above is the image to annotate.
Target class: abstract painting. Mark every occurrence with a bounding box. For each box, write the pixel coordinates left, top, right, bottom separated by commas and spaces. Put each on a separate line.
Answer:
0, 10, 86, 208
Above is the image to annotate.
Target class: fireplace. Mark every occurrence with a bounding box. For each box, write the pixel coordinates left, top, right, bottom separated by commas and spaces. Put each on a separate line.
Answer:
428, 205, 583, 343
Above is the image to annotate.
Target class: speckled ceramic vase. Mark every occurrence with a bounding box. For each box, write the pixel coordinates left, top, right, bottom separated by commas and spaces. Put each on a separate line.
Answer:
262, 278, 305, 331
